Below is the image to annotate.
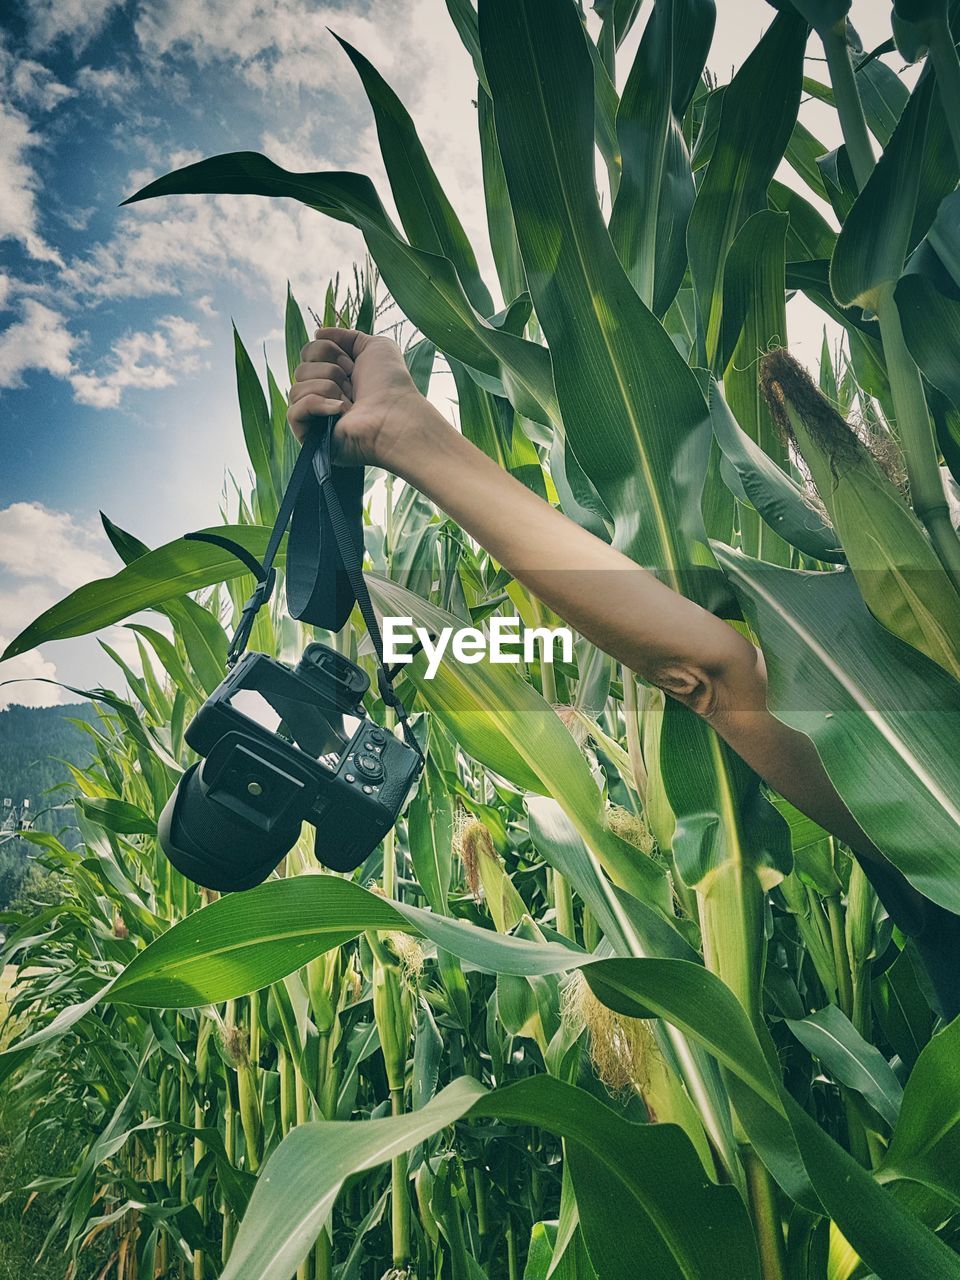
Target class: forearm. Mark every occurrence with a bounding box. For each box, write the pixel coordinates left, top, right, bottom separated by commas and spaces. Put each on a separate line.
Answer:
385, 401, 894, 871
383, 400, 752, 689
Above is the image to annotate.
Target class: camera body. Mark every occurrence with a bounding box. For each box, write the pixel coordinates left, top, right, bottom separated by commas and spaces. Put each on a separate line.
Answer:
158, 643, 422, 891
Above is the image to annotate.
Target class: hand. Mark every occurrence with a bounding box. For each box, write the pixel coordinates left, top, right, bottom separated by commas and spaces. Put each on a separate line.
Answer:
287, 326, 424, 468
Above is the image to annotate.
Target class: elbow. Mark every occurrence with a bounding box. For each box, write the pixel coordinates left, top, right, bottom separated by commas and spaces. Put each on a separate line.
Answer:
650, 634, 765, 725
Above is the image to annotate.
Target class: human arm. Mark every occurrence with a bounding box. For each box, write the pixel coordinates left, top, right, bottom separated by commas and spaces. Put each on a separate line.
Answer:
286, 328, 895, 868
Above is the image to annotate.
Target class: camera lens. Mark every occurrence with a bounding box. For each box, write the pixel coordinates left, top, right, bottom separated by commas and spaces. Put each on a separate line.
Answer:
158, 762, 301, 892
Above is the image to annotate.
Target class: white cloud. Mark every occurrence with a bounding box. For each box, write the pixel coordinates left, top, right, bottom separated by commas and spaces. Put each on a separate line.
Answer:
0, 503, 113, 590
122, 0, 491, 274
71, 313, 211, 408
58, 0, 486, 313
0, 505, 118, 709
133, 0, 404, 92
74, 63, 139, 105
0, 50, 74, 112
0, 299, 75, 389
0, 638, 64, 709
61, 187, 364, 313
0, 297, 211, 408
0, 506, 161, 706
0, 103, 63, 265
25, 0, 124, 53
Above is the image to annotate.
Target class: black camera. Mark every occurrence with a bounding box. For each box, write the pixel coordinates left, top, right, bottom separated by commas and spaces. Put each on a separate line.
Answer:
158, 643, 423, 891
158, 416, 425, 892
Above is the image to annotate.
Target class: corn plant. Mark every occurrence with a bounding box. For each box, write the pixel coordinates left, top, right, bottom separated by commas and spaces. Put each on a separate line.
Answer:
4, 1, 960, 1277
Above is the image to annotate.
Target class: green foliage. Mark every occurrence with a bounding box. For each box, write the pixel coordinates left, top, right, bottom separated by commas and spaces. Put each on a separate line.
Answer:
0, 703, 96, 910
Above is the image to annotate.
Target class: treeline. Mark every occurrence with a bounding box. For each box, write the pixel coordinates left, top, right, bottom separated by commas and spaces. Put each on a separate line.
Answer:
0, 702, 96, 911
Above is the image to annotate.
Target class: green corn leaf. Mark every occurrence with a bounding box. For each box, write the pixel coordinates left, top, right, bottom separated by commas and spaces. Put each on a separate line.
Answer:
585, 27, 621, 185
165, 596, 229, 696
367, 574, 671, 915
715, 545, 960, 913
769, 181, 836, 262
477, 0, 720, 598
880, 1014, 960, 1205
126, 622, 202, 704
404, 337, 436, 396
720, 210, 792, 563
0, 983, 110, 1086
124, 155, 559, 426
856, 53, 910, 146
873, 947, 934, 1070
135, 633, 175, 716
284, 282, 309, 384
925, 188, 960, 288
444, 0, 489, 93
451, 356, 509, 466
406, 755, 454, 914
478, 88, 527, 307
549, 432, 612, 542
234, 325, 280, 523
2, 525, 273, 660
784, 121, 830, 202
77, 797, 156, 837
266, 361, 298, 489
608, 0, 715, 314
106, 876, 587, 1008
802, 53, 908, 147
100, 510, 149, 562
709, 385, 845, 565
775, 365, 960, 679
660, 697, 792, 893
525, 795, 666, 958
817, 144, 859, 224
334, 34, 493, 316
604, 0, 646, 49
218, 1074, 760, 1280
897, 193, 960, 410
831, 70, 959, 310
786, 1004, 903, 1127
686, 8, 806, 366
177, 940, 959, 1280
583, 958, 960, 1275
98, 513, 230, 692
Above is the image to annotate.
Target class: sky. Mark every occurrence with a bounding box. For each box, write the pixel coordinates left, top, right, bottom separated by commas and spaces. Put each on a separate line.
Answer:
0, 0, 904, 708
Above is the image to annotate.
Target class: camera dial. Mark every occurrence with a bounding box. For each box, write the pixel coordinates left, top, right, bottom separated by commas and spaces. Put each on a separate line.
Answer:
354, 752, 385, 782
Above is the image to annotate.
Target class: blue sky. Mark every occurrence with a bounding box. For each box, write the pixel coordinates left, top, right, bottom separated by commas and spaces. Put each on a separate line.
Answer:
0, 0, 898, 706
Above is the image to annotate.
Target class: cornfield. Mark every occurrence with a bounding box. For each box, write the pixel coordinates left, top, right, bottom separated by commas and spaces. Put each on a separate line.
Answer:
4, 1, 960, 1277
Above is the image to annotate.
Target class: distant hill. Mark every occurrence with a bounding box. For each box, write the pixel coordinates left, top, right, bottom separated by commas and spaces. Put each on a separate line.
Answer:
0, 702, 98, 910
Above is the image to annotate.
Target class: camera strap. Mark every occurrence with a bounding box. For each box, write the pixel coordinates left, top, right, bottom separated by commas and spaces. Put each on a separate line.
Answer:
187, 417, 423, 763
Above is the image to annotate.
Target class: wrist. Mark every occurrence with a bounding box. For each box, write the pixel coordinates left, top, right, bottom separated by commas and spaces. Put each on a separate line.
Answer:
376, 392, 453, 479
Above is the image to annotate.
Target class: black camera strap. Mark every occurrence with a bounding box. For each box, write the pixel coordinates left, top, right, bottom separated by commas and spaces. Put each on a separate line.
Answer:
187, 417, 423, 763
